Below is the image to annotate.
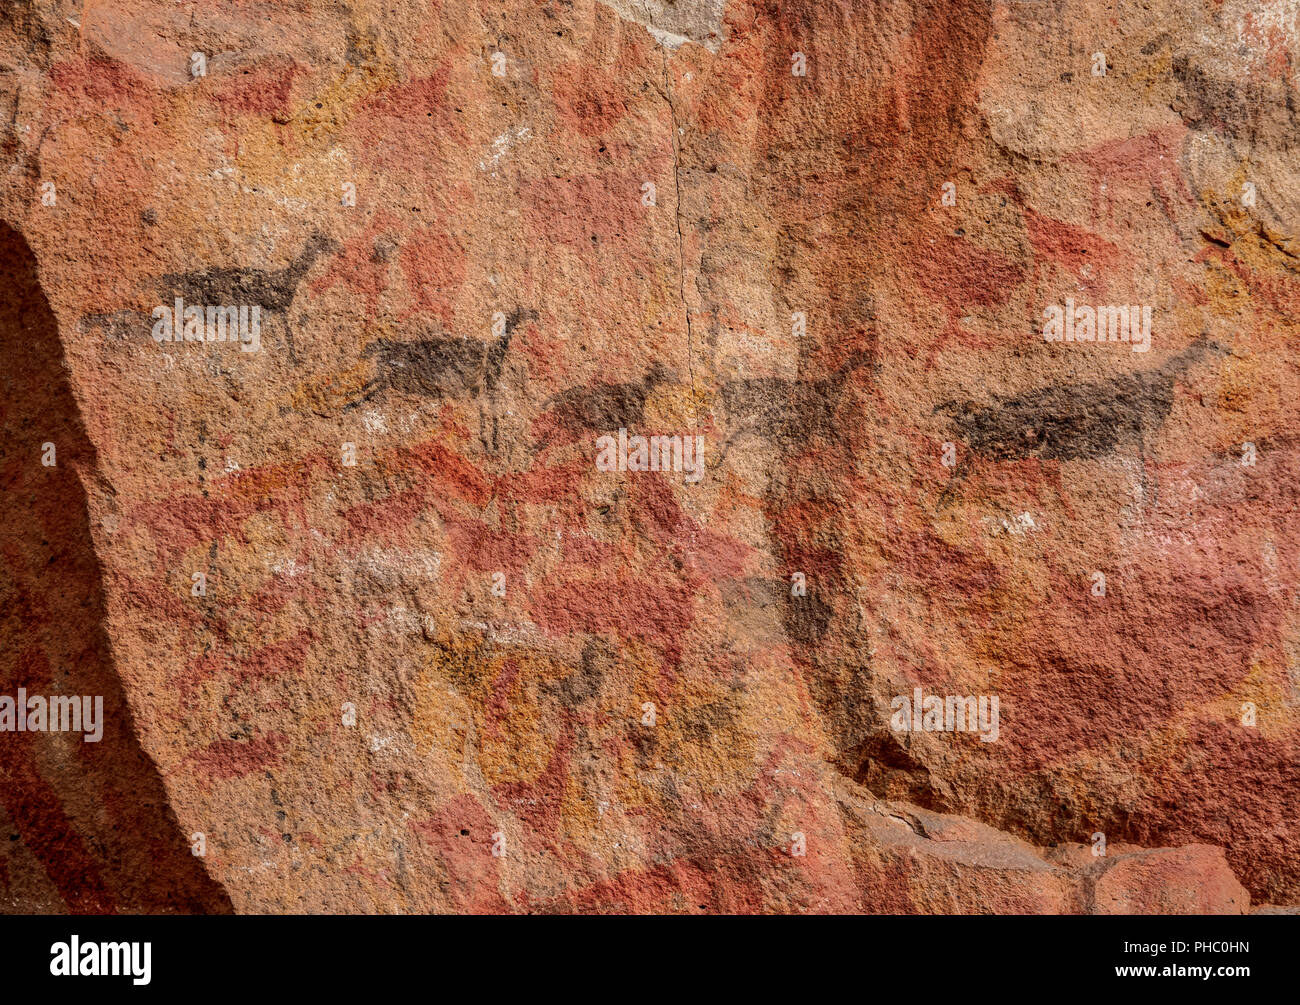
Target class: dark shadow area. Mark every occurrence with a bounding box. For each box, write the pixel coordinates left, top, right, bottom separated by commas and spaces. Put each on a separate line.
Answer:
0, 222, 232, 913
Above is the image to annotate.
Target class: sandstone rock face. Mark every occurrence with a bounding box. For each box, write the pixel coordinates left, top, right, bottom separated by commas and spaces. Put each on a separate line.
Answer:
0, 0, 1296, 914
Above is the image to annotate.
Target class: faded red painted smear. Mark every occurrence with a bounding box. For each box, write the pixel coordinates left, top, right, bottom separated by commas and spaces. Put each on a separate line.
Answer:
912, 235, 1026, 310
550, 62, 629, 137
490, 727, 573, 834
409, 795, 509, 913
351, 62, 465, 161
529, 578, 694, 650
398, 228, 466, 326
311, 212, 403, 314
439, 512, 540, 575
209, 58, 307, 124
186, 733, 289, 782
521, 170, 663, 279
1064, 125, 1193, 224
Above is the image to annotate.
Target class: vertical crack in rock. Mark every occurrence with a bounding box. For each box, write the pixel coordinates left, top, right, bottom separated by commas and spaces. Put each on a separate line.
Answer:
643, 2, 697, 424
0, 223, 232, 913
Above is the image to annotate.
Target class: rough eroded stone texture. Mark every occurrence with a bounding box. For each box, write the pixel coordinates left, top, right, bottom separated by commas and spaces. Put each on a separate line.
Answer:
1, 0, 1297, 913
1092, 845, 1250, 916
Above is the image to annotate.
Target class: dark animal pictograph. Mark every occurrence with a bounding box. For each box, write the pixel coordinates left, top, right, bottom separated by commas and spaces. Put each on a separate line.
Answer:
717, 347, 876, 463
346, 309, 537, 413
156, 231, 338, 362
536, 362, 675, 437
936, 335, 1221, 463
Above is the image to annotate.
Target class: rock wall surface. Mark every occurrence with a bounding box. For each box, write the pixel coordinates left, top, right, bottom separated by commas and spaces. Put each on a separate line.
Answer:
0, 0, 1297, 913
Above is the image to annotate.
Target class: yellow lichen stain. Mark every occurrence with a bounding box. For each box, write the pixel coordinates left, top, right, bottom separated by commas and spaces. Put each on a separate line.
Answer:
411, 671, 473, 766
289, 360, 375, 417
228, 13, 398, 209
286, 319, 410, 417
1135, 48, 1175, 98
553, 772, 608, 850
413, 633, 576, 790
644, 379, 708, 429
226, 455, 320, 501
1201, 172, 1300, 281
642, 673, 757, 798
1202, 259, 1245, 318
416, 631, 497, 699
1220, 660, 1291, 737
478, 665, 565, 788
1218, 352, 1256, 414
